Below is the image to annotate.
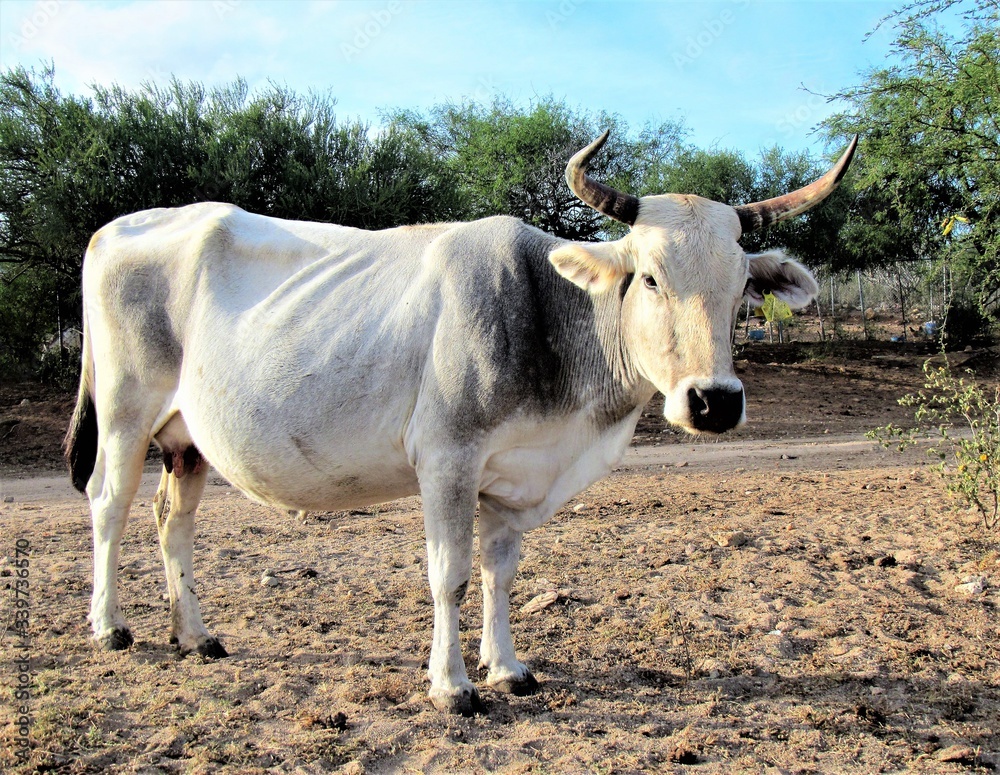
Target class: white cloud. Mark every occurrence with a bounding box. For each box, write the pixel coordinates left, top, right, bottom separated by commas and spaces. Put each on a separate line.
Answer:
1, 0, 294, 93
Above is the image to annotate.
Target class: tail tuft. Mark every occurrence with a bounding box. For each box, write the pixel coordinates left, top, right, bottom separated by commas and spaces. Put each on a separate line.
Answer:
65, 392, 98, 493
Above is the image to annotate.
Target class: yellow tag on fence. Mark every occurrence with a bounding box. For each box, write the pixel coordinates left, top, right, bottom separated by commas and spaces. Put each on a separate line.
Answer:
761, 293, 793, 323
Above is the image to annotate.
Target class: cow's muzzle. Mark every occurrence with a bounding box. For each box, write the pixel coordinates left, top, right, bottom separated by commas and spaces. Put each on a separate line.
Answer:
684, 380, 745, 434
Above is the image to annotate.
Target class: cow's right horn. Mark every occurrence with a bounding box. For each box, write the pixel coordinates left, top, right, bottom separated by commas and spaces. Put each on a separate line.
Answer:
567, 131, 640, 226
735, 135, 859, 233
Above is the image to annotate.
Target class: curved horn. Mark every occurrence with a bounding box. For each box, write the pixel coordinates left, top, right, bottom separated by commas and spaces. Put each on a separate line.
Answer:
566, 130, 640, 226
735, 135, 859, 233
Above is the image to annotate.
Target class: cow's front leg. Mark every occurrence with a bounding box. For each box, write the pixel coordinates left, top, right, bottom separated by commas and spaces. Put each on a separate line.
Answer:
478, 499, 538, 694
420, 468, 483, 715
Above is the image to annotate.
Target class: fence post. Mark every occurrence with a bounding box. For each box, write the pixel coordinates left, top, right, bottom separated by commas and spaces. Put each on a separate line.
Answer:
56, 285, 64, 365
928, 273, 934, 324
896, 268, 907, 341
857, 269, 869, 341
829, 274, 837, 340
944, 263, 951, 319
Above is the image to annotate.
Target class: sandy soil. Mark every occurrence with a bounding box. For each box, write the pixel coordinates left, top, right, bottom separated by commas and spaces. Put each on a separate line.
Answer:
2, 344, 998, 774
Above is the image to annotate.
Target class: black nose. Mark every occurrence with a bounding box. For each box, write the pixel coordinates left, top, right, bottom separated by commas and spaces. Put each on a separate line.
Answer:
687, 386, 744, 433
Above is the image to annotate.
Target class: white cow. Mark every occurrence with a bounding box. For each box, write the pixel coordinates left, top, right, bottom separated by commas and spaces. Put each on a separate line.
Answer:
66, 132, 856, 714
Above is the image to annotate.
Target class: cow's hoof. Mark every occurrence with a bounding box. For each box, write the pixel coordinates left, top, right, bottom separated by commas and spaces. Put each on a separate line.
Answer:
429, 685, 487, 716
177, 637, 229, 659
96, 627, 134, 651
489, 670, 539, 696
197, 638, 229, 659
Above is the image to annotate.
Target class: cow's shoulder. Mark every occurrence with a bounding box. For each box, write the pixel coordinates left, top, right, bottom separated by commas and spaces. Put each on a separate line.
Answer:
421, 216, 563, 308
428, 215, 551, 268
416, 218, 612, 432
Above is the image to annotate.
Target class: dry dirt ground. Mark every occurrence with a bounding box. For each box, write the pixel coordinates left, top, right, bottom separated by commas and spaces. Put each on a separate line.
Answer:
2, 343, 999, 774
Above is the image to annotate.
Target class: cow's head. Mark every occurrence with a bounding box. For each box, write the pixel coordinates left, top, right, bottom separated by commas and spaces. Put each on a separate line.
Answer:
550, 132, 857, 434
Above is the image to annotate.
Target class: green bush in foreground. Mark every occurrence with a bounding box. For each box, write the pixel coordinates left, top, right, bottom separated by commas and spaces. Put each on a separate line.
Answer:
869, 362, 1000, 530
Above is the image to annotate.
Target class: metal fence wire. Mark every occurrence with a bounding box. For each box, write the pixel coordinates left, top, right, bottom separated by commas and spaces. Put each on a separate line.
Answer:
737, 260, 951, 344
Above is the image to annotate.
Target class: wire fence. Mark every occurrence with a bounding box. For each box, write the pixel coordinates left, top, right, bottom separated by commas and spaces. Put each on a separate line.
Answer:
737, 260, 950, 344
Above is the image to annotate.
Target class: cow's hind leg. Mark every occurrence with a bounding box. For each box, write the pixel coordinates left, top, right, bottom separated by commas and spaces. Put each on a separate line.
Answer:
87, 416, 152, 651
154, 417, 226, 658
478, 500, 538, 695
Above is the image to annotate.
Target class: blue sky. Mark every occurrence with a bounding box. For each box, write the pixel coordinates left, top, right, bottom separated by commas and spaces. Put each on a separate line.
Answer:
0, 0, 955, 159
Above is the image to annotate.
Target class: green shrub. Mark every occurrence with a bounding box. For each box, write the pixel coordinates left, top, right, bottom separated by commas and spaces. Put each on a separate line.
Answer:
869, 362, 1000, 529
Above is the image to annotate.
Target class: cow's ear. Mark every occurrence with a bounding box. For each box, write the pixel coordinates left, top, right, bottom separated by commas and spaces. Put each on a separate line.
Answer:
549, 242, 633, 293
745, 249, 818, 309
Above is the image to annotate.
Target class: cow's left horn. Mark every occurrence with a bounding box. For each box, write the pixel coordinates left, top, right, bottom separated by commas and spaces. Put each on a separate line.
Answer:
735, 135, 859, 233
567, 130, 640, 226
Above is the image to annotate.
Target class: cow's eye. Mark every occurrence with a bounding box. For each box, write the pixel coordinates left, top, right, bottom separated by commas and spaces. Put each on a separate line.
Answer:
643, 274, 658, 291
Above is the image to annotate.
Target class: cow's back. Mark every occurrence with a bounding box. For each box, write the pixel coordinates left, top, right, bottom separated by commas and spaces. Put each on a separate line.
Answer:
82, 204, 455, 509
84, 203, 447, 332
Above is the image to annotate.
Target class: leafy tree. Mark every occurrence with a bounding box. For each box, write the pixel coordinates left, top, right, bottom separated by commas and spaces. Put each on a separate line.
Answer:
0, 264, 67, 378
0, 67, 464, 375
823, 0, 1000, 308
0, 65, 99, 374
641, 146, 756, 205
390, 96, 686, 240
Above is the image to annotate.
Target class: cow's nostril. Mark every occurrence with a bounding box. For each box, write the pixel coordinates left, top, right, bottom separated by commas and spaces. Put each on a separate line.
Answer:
688, 387, 708, 416
688, 386, 743, 433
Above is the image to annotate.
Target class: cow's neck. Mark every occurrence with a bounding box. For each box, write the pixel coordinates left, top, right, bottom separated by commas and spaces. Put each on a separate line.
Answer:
533, 252, 653, 429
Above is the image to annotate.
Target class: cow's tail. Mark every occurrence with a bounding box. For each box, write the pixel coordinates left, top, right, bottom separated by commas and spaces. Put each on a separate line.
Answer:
65, 312, 98, 493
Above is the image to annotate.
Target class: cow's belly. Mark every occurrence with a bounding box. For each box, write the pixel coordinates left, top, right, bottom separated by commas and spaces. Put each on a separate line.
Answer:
477, 407, 643, 532
216, 441, 419, 513
176, 374, 420, 512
